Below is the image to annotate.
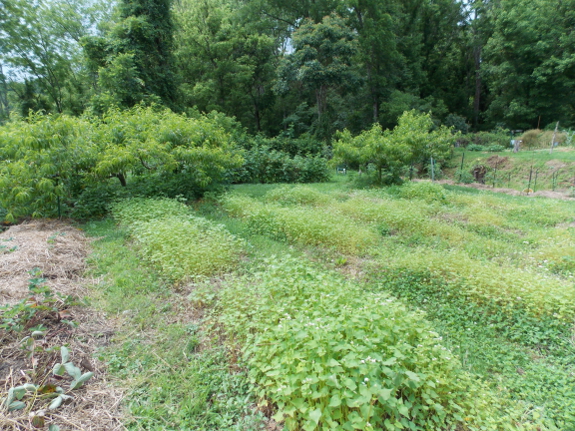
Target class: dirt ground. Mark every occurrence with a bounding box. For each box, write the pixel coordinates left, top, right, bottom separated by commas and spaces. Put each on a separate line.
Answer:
434, 179, 575, 200
0, 221, 124, 431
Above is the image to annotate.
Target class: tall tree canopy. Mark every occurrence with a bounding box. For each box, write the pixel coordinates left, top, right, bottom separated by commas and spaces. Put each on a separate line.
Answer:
483, 0, 575, 129
2, 0, 574, 133
83, 0, 177, 109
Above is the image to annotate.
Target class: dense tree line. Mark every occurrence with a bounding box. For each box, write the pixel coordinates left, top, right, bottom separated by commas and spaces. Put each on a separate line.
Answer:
1, 0, 574, 137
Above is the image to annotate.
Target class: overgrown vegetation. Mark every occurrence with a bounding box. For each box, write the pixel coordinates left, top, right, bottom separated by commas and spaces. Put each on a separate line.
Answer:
112, 198, 243, 281
0, 107, 242, 220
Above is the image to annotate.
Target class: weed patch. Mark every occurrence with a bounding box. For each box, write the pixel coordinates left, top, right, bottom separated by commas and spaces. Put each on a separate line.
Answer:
222, 194, 377, 254
112, 198, 243, 281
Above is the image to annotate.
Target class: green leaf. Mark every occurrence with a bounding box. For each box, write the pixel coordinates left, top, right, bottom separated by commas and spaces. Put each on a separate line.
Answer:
13, 386, 26, 400
49, 425, 61, 431
5, 388, 15, 407
271, 411, 285, 422
8, 401, 26, 411
64, 362, 81, 380
405, 371, 420, 382
49, 395, 64, 410
326, 358, 340, 367
60, 346, 70, 363
398, 404, 410, 417
70, 372, 94, 390
308, 408, 322, 425
379, 388, 392, 401
53, 363, 66, 376
328, 394, 342, 407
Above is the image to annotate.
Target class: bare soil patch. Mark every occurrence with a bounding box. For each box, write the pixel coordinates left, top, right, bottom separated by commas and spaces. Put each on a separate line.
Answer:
437, 179, 575, 200
0, 221, 124, 431
545, 160, 569, 169
486, 155, 510, 169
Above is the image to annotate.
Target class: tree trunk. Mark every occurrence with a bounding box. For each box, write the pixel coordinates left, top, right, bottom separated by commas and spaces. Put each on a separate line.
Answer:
115, 173, 127, 187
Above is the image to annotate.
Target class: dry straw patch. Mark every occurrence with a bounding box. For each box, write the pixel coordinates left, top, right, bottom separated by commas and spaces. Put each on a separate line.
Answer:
0, 221, 125, 431
0, 221, 87, 305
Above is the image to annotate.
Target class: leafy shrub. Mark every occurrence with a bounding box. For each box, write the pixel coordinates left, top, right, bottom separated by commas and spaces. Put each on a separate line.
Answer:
222, 194, 377, 254
241, 133, 325, 157
69, 182, 128, 219
334, 111, 455, 185
459, 129, 510, 149
485, 144, 505, 152
215, 259, 536, 431
0, 107, 242, 221
454, 168, 474, 184
0, 113, 94, 221
443, 114, 469, 134
466, 144, 485, 151
231, 146, 330, 184
398, 181, 448, 203
112, 198, 242, 281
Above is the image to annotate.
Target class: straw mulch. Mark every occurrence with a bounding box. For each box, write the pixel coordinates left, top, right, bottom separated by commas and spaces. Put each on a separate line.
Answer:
0, 221, 125, 431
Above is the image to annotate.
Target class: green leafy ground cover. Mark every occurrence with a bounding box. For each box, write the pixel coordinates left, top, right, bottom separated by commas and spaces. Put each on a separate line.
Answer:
212, 181, 575, 429
84, 181, 575, 430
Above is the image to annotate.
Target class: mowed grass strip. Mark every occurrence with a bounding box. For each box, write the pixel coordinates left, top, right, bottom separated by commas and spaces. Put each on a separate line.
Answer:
84, 219, 263, 430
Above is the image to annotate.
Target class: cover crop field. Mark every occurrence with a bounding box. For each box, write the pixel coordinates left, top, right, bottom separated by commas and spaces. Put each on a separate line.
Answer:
4, 179, 574, 431
209, 180, 575, 430
83, 180, 575, 431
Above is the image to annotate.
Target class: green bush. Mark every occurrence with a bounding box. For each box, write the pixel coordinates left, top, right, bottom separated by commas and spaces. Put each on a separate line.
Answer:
334, 112, 455, 186
459, 129, 510, 149
485, 144, 505, 152
215, 259, 537, 431
241, 133, 326, 157
0, 107, 242, 221
112, 198, 242, 281
466, 144, 485, 151
454, 168, 475, 184
231, 145, 330, 184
